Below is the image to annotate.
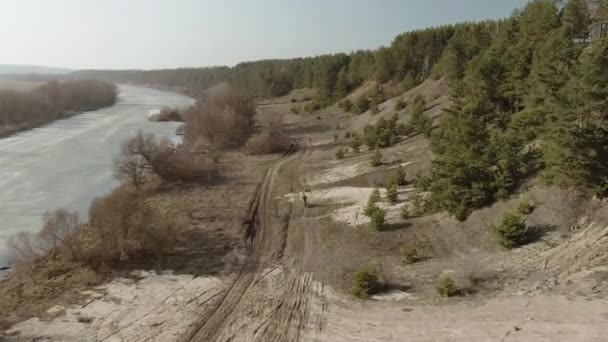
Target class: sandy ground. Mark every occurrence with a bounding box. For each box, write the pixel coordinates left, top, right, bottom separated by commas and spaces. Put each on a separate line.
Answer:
5, 272, 225, 342
319, 294, 608, 342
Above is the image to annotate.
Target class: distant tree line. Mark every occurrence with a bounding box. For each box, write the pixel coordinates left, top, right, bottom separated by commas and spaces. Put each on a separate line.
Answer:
0, 79, 117, 136
72, 21, 497, 106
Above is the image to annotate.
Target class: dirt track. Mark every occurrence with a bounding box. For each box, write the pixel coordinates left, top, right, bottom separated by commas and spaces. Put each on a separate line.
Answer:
184, 138, 326, 342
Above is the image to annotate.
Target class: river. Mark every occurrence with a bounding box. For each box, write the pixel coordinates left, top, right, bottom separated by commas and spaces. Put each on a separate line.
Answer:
0, 85, 194, 268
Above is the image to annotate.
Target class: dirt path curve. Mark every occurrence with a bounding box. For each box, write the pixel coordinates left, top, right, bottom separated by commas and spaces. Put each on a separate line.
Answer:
183, 137, 322, 342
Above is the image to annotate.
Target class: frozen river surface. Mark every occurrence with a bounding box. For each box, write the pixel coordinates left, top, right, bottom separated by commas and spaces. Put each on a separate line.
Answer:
0, 85, 194, 266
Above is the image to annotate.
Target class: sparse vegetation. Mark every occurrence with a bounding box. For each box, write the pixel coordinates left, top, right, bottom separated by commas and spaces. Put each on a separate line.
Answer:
436, 274, 458, 297
336, 148, 345, 160
400, 204, 410, 219
364, 188, 381, 217
339, 98, 353, 112
401, 247, 420, 264
394, 97, 407, 111
371, 146, 383, 167
349, 134, 362, 153
386, 182, 399, 204
304, 101, 321, 113
354, 96, 370, 114
370, 208, 386, 231
517, 201, 535, 216
392, 164, 407, 186
352, 267, 380, 299
494, 212, 529, 249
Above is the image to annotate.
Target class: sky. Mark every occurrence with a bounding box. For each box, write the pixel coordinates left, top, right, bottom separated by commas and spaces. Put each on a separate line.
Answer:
0, 0, 530, 70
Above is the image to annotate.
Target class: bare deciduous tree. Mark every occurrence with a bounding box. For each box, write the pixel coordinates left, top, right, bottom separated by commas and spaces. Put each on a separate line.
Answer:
183, 83, 256, 149
245, 112, 291, 154
114, 131, 213, 187
39, 209, 80, 260
6, 232, 39, 260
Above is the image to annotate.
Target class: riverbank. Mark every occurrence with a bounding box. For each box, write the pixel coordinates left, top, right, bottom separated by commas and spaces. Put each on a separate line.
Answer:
0, 79, 117, 139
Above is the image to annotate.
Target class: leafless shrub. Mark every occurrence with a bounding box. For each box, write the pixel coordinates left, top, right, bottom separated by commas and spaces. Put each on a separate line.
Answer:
113, 131, 214, 187
245, 113, 291, 154
86, 187, 182, 265
7, 232, 40, 261
7, 209, 82, 262
39, 209, 80, 260
149, 106, 183, 122
183, 83, 256, 149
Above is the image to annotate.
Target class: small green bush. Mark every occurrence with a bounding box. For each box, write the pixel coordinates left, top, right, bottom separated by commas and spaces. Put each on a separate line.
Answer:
344, 131, 351, 139
350, 136, 362, 153
304, 101, 321, 113
401, 247, 419, 264
398, 122, 414, 136
386, 182, 399, 204
494, 212, 529, 249
371, 147, 383, 167
352, 267, 380, 299
290, 106, 300, 115
370, 208, 386, 231
291, 98, 297, 103
436, 274, 458, 297
335, 148, 345, 160
340, 99, 353, 113
392, 165, 407, 186
363, 188, 381, 217
400, 204, 410, 219
355, 96, 370, 114
394, 97, 407, 111
371, 104, 380, 115
517, 201, 534, 215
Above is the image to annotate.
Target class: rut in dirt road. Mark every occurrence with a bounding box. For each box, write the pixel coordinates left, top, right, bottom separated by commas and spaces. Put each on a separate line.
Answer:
184, 140, 323, 342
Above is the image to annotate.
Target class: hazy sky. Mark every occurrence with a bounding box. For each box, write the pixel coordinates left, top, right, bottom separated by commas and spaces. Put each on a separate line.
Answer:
0, 0, 529, 70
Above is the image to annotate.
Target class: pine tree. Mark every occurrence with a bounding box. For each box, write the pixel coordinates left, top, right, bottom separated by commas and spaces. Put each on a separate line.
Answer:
410, 95, 433, 137
364, 188, 381, 217
543, 36, 608, 194
371, 146, 383, 167
386, 182, 399, 204
392, 164, 407, 186
374, 47, 394, 83
334, 66, 349, 100
562, 0, 590, 40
